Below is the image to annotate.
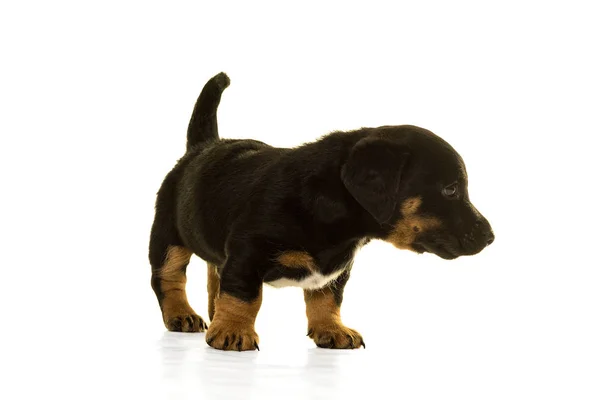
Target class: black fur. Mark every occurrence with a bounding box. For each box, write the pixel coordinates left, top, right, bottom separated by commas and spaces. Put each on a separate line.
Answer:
186, 72, 230, 151
149, 72, 494, 308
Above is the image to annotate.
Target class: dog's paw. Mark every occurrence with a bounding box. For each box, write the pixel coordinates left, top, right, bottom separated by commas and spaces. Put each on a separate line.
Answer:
164, 312, 208, 333
307, 323, 365, 349
205, 320, 259, 351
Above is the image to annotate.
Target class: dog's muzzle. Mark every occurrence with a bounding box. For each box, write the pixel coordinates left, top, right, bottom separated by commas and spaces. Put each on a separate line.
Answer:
459, 218, 494, 255
413, 217, 494, 260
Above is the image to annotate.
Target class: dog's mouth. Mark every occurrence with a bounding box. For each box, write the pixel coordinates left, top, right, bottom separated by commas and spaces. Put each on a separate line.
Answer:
411, 243, 427, 254
412, 237, 460, 260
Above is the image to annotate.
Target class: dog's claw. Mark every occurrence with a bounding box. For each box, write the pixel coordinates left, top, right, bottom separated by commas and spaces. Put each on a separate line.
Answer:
346, 334, 355, 348
360, 339, 366, 348
254, 342, 260, 351
171, 319, 182, 331
307, 329, 313, 337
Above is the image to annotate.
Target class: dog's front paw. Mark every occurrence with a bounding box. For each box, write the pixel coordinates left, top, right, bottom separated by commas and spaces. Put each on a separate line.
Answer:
164, 312, 208, 332
206, 319, 259, 351
308, 323, 365, 349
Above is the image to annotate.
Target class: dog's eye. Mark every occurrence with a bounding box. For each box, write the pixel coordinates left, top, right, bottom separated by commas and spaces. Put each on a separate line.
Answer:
442, 183, 459, 198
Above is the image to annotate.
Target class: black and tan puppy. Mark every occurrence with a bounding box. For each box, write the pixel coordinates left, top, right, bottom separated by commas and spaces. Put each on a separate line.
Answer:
149, 72, 494, 351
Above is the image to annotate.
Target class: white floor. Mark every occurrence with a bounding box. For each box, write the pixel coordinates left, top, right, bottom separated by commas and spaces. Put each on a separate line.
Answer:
7, 320, 599, 400
2, 240, 600, 399
4, 248, 599, 400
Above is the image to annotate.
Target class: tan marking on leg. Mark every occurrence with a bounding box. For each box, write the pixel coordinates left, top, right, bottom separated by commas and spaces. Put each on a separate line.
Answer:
206, 289, 262, 351
304, 288, 364, 349
158, 246, 206, 332
276, 251, 316, 271
386, 196, 441, 250
207, 263, 220, 321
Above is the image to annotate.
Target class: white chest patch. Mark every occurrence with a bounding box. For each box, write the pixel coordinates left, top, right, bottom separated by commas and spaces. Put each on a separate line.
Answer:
266, 269, 345, 290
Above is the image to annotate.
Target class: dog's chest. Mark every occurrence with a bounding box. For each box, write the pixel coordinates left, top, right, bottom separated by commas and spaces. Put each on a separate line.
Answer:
264, 239, 367, 290
265, 269, 345, 290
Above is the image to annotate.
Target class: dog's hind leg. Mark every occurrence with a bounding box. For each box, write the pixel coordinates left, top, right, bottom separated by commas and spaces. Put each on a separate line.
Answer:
150, 243, 207, 332
207, 263, 220, 321
206, 263, 221, 321
149, 174, 208, 332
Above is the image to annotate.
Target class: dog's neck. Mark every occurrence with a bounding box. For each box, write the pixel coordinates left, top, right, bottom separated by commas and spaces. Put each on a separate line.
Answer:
288, 128, 392, 242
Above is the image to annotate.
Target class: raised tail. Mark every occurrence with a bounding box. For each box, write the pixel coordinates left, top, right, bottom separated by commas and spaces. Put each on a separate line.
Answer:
186, 72, 230, 151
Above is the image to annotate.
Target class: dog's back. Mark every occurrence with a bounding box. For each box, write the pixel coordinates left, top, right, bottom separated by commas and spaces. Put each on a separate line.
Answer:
176, 138, 283, 263
156, 73, 304, 266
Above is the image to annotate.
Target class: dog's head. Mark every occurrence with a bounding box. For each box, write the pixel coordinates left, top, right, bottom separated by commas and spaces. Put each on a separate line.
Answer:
341, 125, 494, 260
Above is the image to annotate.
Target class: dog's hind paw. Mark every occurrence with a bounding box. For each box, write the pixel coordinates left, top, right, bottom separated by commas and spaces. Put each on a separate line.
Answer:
164, 313, 208, 333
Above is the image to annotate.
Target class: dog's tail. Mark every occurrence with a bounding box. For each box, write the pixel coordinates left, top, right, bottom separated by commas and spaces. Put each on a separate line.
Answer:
186, 72, 230, 151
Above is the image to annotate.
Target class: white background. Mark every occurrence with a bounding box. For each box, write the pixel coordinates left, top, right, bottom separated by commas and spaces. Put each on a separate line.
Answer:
1, 1, 598, 399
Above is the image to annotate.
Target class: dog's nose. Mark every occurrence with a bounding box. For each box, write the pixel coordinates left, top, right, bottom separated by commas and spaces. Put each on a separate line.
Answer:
475, 218, 494, 246
485, 231, 495, 246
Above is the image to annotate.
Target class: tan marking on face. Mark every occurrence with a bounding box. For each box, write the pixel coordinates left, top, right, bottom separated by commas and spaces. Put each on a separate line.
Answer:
386, 197, 441, 250
207, 263, 220, 321
156, 246, 204, 331
401, 196, 422, 216
276, 251, 317, 272
206, 290, 262, 351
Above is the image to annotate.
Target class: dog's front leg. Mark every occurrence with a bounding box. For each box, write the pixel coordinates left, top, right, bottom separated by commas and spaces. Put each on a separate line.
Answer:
205, 256, 263, 351
304, 271, 365, 349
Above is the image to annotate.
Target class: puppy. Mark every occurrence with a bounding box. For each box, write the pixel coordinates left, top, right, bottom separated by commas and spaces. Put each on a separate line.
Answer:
149, 72, 494, 351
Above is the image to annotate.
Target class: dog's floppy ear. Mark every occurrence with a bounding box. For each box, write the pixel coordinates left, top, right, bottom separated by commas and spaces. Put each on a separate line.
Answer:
341, 137, 410, 224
